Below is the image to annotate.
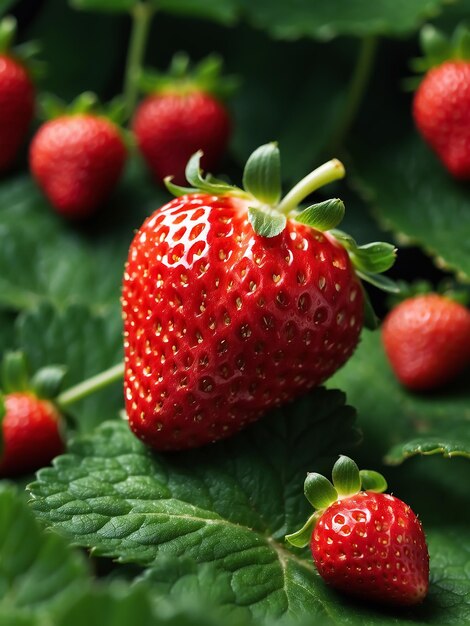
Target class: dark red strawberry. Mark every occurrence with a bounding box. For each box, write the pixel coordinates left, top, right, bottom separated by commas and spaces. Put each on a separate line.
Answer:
0, 352, 66, 477
0, 17, 35, 172
122, 143, 397, 450
29, 93, 127, 218
132, 54, 233, 185
412, 24, 470, 178
382, 293, 470, 390
287, 456, 429, 606
0, 393, 63, 476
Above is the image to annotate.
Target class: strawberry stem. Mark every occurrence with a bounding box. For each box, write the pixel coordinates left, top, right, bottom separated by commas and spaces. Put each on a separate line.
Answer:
328, 36, 377, 152
123, 1, 154, 121
56, 362, 124, 409
277, 159, 345, 215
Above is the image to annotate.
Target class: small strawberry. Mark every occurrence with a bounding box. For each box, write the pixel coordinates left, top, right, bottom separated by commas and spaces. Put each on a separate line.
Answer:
0, 352, 66, 477
122, 143, 397, 450
29, 93, 127, 218
412, 24, 470, 178
0, 17, 35, 172
286, 456, 429, 606
382, 293, 470, 391
132, 54, 234, 185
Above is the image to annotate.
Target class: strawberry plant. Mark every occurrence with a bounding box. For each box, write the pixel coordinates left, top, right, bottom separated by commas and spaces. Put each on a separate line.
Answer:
1, 0, 470, 625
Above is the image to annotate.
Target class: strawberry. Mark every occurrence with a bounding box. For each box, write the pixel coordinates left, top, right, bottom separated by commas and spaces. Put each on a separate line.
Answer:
382, 293, 470, 390
29, 93, 127, 218
0, 352, 66, 477
0, 17, 35, 172
122, 143, 397, 450
286, 456, 429, 607
132, 54, 233, 185
412, 24, 470, 178
0, 393, 63, 476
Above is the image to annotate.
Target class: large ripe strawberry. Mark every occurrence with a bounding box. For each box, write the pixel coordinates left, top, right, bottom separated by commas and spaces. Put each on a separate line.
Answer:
0, 17, 35, 172
286, 456, 429, 606
382, 293, 470, 390
122, 143, 397, 450
132, 54, 233, 185
412, 24, 470, 178
0, 352, 66, 477
30, 93, 127, 218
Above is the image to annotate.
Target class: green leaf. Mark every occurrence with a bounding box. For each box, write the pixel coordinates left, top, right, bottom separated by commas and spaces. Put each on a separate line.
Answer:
243, 0, 446, 40
242, 143, 281, 205
0, 15, 15, 51
295, 199, 345, 231
0, 484, 89, 618
359, 469, 387, 493
28, 388, 365, 622
16, 304, 124, 433
331, 230, 396, 274
304, 473, 338, 510
71, 0, 238, 24
351, 121, 470, 281
331, 455, 361, 496
247, 206, 286, 238
185, 151, 240, 196
329, 330, 470, 464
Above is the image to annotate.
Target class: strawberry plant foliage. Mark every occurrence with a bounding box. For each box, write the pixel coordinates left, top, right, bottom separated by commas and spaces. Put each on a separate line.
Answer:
329, 330, 470, 464
29, 389, 361, 620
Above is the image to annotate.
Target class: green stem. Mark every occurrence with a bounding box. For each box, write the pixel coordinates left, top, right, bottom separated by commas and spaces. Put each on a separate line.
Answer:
56, 362, 125, 409
328, 36, 378, 152
123, 1, 154, 121
277, 159, 345, 215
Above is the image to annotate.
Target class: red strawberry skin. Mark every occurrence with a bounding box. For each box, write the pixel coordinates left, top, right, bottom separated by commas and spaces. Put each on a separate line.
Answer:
413, 61, 470, 178
30, 114, 126, 218
0, 393, 64, 476
132, 92, 231, 185
382, 294, 470, 390
0, 54, 34, 172
311, 491, 429, 606
122, 193, 364, 451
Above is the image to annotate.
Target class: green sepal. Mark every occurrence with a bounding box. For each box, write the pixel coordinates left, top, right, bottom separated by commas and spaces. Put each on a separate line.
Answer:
360, 469, 388, 493
242, 142, 281, 205
39, 93, 67, 119
164, 177, 199, 197
248, 206, 286, 238
304, 473, 338, 510
362, 285, 379, 330
31, 366, 67, 400
356, 270, 400, 294
285, 512, 319, 548
331, 229, 396, 274
410, 22, 470, 78
39, 92, 126, 126
1, 351, 30, 393
0, 16, 16, 53
185, 151, 243, 196
139, 52, 238, 100
294, 198, 345, 232
331, 455, 361, 497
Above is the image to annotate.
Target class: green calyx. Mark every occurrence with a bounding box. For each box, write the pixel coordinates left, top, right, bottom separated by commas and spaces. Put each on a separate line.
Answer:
0, 16, 43, 77
165, 142, 398, 321
285, 456, 388, 548
411, 22, 470, 78
0, 351, 67, 401
39, 92, 127, 126
139, 52, 238, 100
